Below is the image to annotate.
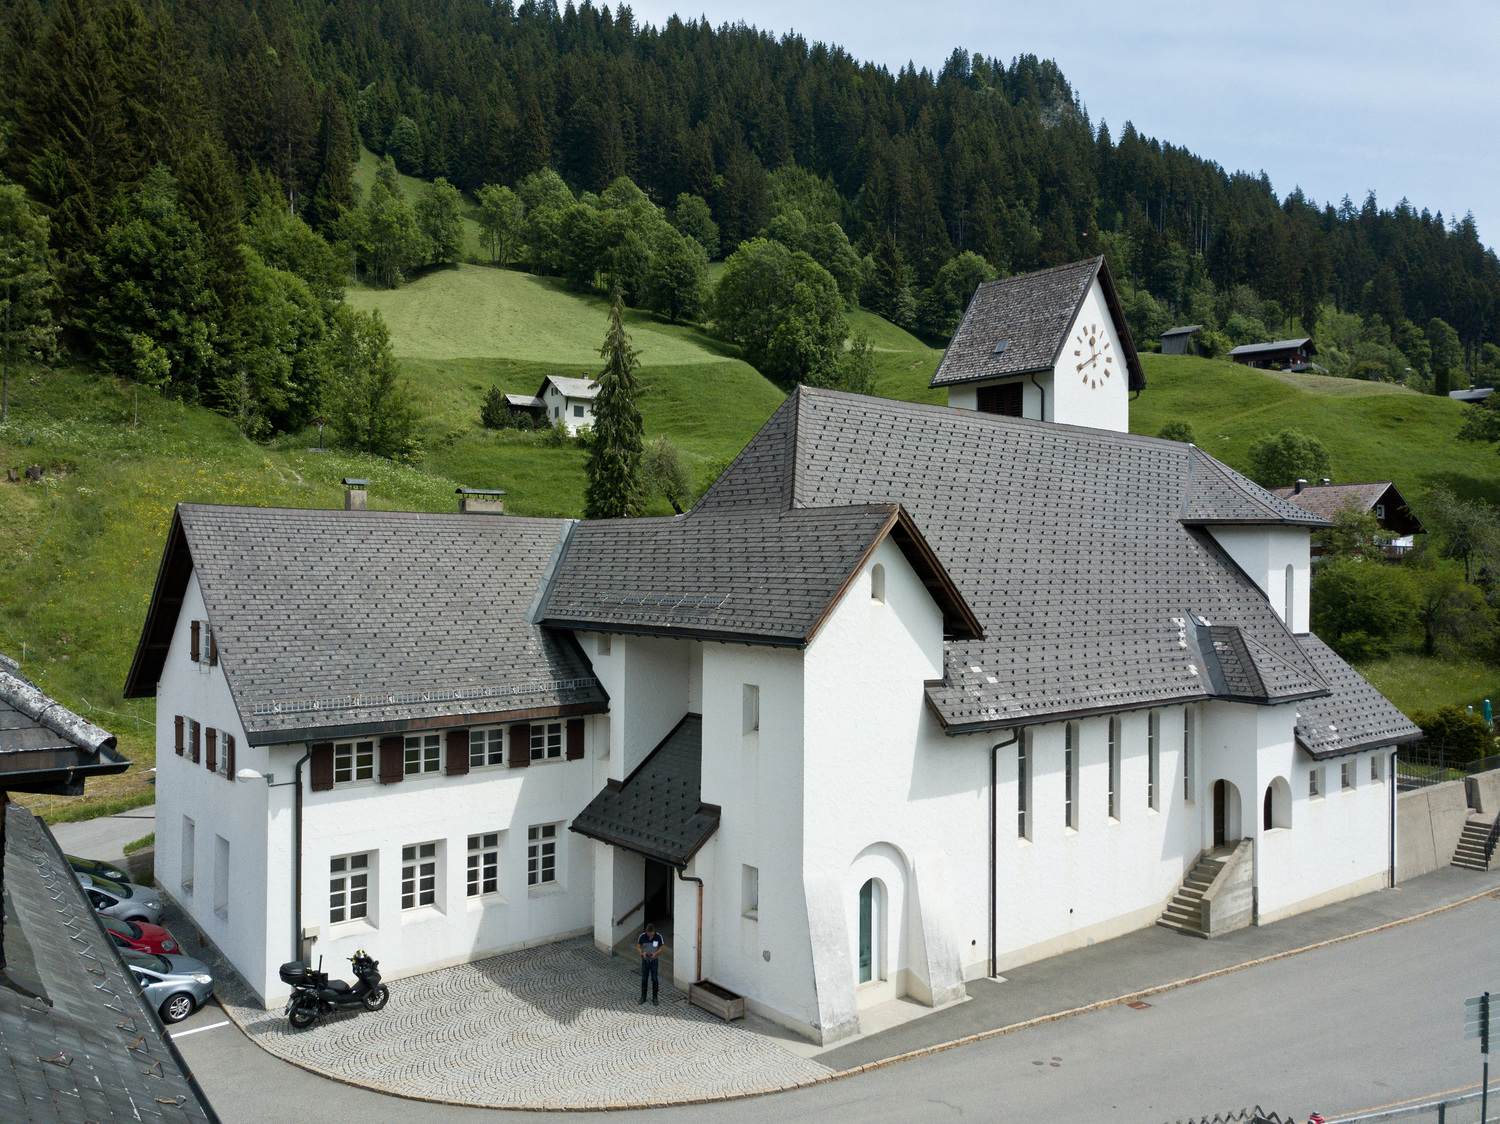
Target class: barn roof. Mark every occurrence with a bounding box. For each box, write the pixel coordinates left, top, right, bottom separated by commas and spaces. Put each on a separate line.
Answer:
930, 256, 1145, 392
1229, 338, 1316, 359
1162, 325, 1202, 337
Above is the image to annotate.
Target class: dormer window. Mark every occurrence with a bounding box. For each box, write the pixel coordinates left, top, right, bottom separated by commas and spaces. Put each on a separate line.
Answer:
976, 383, 1023, 417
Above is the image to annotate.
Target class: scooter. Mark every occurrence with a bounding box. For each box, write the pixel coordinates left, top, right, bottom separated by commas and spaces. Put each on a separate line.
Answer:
280, 950, 389, 1028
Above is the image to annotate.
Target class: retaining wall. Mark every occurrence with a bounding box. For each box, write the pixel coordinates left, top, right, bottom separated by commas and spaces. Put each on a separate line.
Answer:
1396, 779, 1470, 881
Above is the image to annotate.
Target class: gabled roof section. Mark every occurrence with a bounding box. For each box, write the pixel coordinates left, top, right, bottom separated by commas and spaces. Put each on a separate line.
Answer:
1231, 338, 1316, 359
539, 374, 599, 400
930, 256, 1145, 393
125, 506, 607, 744
569, 715, 718, 867
1163, 325, 1202, 337
1180, 447, 1332, 527
1267, 481, 1421, 530
541, 504, 981, 646
1294, 634, 1424, 758
0, 660, 129, 795
697, 387, 1333, 731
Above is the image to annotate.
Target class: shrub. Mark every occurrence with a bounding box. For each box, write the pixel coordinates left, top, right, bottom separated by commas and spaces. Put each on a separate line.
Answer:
1246, 428, 1332, 488
1156, 420, 1196, 443
479, 385, 509, 429
1410, 705, 1497, 766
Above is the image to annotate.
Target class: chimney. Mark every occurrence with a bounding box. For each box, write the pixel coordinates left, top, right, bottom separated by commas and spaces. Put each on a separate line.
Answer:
457, 487, 506, 515
342, 478, 369, 511
1294, 478, 1307, 494
1320, 477, 1331, 486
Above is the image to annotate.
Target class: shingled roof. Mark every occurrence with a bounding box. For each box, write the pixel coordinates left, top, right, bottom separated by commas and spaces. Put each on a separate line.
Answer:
930, 257, 1145, 392
693, 387, 1364, 732
541, 504, 981, 645
0, 659, 129, 795
1293, 635, 1423, 758
125, 507, 606, 744
569, 716, 718, 866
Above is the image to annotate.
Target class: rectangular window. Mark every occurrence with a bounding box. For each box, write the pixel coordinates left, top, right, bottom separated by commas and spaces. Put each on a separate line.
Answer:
530, 722, 562, 761
330, 853, 370, 923
597, 633, 611, 656
467, 833, 500, 897
1371, 754, 1384, 783
188, 720, 200, 764
1310, 768, 1323, 799
1341, 761, 1354, 790
214, 835, 230, 920
402, 842, 438, 910
743, 684, 760, 734
404, 732, 441, 775
1183, 707, 1196, 804
1108, 717, 1121, 820
1064, 723, 1078, 830
573, 404, 584, 418
334, 739, 375, 784
181, 817, 195, 894
1017, 736, 1031, 840
976, 382, 1023, 417
1147, 710, 1160, 810
469, 728, 505, 768
527, 824, 557, 885
742, 865, 759, 920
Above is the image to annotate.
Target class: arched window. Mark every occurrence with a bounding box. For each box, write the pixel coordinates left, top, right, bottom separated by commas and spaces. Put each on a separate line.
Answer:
1263, 776, 1292, 830
858, 878, 883, 984
871, 564, 886, 603
1284, 564, 1295, 627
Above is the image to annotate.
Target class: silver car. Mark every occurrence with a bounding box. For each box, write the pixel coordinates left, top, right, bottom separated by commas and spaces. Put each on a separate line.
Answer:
77, 872, 163, 924
121, 948, 214, 1023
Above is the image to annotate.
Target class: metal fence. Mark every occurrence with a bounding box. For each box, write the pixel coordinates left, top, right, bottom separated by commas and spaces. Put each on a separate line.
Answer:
1166, 1108, 1295, 1124
1331, 1087, 1486, 1124
1397, 745, 1496, 791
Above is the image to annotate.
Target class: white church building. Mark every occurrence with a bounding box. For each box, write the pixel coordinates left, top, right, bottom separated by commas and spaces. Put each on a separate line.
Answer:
127, 256, 1420, 1045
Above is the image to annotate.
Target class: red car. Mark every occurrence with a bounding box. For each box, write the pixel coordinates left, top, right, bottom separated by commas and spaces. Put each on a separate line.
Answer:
100, 914, 179, 955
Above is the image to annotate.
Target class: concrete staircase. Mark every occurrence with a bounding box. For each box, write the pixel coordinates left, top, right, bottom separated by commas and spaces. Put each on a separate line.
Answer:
1157, 853, 1227, 937
1452, 816, 1498, 871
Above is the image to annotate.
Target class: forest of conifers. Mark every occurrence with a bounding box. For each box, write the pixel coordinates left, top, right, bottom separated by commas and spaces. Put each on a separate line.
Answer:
3, 0, 1499, 383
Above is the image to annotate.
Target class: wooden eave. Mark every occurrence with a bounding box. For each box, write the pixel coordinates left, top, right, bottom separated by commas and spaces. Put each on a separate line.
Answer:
123, 508, 193, 698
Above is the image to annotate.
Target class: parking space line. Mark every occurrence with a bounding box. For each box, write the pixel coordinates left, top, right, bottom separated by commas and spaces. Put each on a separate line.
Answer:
171, 1020, 230, 1039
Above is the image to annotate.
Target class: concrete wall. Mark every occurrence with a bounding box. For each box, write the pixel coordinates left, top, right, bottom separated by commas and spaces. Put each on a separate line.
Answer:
1397, 779, 1471, 881
1467, 770, 1500, 816
1203, 839, 1254, 936
1205, 526, 1311, 633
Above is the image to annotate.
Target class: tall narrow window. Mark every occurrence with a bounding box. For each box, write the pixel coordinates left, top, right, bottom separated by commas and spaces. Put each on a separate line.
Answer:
528, 824, 557, 885
1108, 717, 1121, 820
467, 833, 500, 897
214, 836, 230, 920
1284, 564, 1295, 627
743, 685, 760, 734
870, 564, 886, 603
330, 853, 369, 922
181, 817, 195, 894
1017, 736, 1031, 840
402, 843, 438, 909
1183, 707, 1197, 804
1064, 722, 1078, 830
1147, 710, 1160, 810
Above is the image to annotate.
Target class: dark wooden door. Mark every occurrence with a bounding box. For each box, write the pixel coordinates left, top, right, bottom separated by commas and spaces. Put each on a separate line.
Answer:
1213, 780, 1227, 848
644, 860, 673, 925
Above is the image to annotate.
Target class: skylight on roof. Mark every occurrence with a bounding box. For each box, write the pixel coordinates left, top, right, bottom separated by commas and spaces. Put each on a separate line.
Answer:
992, 339, 1011, 356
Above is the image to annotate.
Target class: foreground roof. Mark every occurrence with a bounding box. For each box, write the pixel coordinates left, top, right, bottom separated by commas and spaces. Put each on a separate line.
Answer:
570, 716, 717, 867
930, 257, 1145, 392
1293, 636, 1423, 757
0, 659, 129, 795
541, 504, 981, 645
125, 507, 606, 744
695, 387, 1335, 731
1, 802, 218, 1123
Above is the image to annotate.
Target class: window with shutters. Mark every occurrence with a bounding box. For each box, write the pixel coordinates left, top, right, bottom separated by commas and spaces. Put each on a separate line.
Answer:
976, 382, 1024, 417
404, 733, 441, 775
469, 728, 505, 769
330, 853, 370, 923
527, 824, 558, 885
188, 720, 200, 764
334, 740, 375, 784
467, 833, 501, 898
402, 842, 439, 910
530, 722, 562, 761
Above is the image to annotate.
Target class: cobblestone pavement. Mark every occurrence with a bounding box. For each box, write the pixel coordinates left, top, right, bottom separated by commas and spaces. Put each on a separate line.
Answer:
216, 938, 832, 1110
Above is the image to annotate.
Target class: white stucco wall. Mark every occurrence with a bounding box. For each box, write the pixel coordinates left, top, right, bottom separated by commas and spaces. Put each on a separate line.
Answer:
945, 379, 1045, 420
542, 383, 595, 434
1207, 526, 1312, 633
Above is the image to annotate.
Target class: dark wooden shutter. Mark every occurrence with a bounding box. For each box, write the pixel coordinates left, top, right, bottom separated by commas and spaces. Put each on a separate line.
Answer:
508, 725, 532, 768
976, 382, 1023, 417
225, 734, 236, 778
174, 716, 184, 756
379, 736, 405, 783
309, 742, 334, 791
208, 631, 218, 667
205, 727, 217, 773
190, 621, 200, 662
446, 729, 469, 776
565, 718, 585, 761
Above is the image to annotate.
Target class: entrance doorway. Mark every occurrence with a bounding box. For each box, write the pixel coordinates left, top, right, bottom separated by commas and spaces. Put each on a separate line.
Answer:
643, 859, 674, 927
1211, 779, 1242, 848
1213, 780, 1226, 847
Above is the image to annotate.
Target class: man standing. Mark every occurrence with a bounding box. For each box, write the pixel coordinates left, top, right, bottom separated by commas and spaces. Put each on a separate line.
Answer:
637, 922, 665, 1006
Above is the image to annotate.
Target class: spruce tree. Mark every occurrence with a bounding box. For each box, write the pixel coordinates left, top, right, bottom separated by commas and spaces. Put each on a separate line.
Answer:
584, 290, 644, 519
308, 83, 355, 234
0, 185, 60, 421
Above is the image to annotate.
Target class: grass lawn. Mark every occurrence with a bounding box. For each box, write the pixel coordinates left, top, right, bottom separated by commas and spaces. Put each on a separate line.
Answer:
1353, 653, 1500, 718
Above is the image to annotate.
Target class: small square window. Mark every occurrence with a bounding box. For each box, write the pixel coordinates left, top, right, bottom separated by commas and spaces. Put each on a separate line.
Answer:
528, 824, 557, 885
405, 733, 441, 774
330, 853, 369, 923
1371, 754, 1383, 783
334, 740, 375, 784
573, 404, 584, 418
402, 842, 438, 909
468, 833, 501, 897
530, 722, 562, 761
469, 728, 504, 768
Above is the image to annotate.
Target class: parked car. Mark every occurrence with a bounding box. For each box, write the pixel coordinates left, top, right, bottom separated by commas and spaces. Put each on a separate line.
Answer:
77, 872, 162, 925
67, 853, 131, 884
99, 914, 179, 955
120, 948, 214, 1024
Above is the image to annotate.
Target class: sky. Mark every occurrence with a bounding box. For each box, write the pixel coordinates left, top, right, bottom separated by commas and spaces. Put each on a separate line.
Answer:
627, 0, 1500, 248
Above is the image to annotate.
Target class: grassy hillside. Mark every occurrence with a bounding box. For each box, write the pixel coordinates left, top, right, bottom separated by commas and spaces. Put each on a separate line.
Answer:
353, 146, 488, 262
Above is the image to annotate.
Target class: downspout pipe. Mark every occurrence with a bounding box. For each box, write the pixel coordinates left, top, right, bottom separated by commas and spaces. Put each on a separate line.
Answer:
676, 868, 704, 983
1027, 371, 1047, 422
291, 749, 311, 962
1389, 749, 1397, 888
989, 730, 1019, 978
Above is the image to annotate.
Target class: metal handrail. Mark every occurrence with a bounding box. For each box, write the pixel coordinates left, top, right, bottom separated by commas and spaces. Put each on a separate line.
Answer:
1485, 816, 1500, 866
615, 899, 646, 927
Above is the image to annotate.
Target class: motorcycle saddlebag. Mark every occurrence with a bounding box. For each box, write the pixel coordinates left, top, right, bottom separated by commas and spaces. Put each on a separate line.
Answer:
279, 961, 310, 985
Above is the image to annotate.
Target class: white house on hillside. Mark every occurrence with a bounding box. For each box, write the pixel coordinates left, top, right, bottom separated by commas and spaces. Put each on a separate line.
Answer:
127, 257, 1420, 1046
506, 374, 600, 434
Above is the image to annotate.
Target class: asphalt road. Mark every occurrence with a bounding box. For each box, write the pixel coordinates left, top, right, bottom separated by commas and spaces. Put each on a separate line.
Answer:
172, 891, 1500, 1124
51, 804, 156, 864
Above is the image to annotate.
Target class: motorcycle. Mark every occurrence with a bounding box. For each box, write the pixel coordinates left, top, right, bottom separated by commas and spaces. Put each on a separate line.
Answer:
280, 950, 389, 1028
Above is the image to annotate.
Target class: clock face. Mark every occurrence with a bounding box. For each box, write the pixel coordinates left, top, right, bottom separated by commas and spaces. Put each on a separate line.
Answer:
1072, 322, 1114, 389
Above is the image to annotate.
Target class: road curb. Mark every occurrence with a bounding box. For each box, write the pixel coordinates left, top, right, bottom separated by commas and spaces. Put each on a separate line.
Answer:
214, 883, 1500, 1112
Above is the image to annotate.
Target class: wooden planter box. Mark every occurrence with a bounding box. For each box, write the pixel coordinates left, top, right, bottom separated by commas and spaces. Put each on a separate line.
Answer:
688, 980, 745, 1022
